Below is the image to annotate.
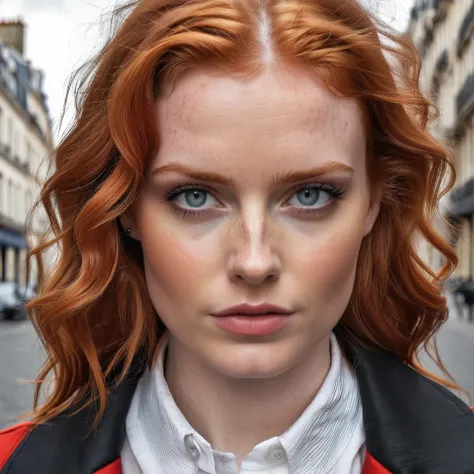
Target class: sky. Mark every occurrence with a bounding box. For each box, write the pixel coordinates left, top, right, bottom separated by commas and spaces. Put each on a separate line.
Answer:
0, 0, 415, 142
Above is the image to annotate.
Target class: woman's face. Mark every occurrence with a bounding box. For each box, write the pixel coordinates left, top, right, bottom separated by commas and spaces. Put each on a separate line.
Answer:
125, 64, 380, 379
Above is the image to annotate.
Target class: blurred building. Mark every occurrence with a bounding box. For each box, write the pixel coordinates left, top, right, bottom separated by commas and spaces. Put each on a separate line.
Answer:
0, 19, 53, 287
408, 0, 474, 277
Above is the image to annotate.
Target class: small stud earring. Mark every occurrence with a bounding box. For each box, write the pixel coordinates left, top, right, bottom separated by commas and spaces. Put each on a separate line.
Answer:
125, 228, 132, 235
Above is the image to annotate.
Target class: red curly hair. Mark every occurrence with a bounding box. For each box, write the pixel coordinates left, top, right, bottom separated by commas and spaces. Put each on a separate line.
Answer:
26, 0, 461, 427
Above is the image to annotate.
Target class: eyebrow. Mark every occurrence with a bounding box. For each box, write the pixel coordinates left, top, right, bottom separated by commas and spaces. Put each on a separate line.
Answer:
152, 161, 355, 187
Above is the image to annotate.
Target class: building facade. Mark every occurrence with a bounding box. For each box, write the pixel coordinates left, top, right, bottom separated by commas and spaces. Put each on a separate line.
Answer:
408, 0, 474, 278
0, 19, 53, 287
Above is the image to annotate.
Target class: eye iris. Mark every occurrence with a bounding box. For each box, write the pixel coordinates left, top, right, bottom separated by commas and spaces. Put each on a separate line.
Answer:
185, 189, 207, 208
297, 188, 320, 206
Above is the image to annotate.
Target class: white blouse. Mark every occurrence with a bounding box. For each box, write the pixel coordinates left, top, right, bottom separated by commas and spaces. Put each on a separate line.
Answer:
121, 332, 366, 474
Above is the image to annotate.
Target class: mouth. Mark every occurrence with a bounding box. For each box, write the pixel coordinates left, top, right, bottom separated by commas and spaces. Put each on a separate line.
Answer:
211, 302, 295, 335
213, 314, 292, 336
211, 302, 294, 317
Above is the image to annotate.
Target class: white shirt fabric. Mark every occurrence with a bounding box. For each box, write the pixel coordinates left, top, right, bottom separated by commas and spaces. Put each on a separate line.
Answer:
121, 332, 366, 474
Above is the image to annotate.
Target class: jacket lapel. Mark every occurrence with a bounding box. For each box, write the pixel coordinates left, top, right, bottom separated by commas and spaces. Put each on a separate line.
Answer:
353, 343, 474, 473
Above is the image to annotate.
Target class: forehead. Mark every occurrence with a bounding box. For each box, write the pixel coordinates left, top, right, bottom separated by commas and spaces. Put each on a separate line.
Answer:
153, 65, 366, 170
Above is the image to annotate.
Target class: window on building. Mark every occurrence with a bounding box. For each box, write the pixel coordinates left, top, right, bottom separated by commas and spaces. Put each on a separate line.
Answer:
17, 184, 22, 220
7, 118, 12, 154
7, 179, 12, 218
14, 131, 20, 159
25, 139, 30, 170
13, 184, 17, 217
13, 184, 17, 218
30, 147, 36, 173
0, 173, 3, 214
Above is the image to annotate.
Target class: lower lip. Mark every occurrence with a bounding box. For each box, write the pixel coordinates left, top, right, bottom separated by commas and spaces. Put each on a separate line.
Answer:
213, 314, 292, 336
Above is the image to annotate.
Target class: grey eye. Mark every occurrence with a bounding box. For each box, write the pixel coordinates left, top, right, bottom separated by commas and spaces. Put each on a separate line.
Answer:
176, 189, 218, 209
288, 187, 330, 208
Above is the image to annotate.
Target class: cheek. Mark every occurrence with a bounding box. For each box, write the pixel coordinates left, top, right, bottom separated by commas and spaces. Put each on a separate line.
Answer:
135, 201, 216, 305
296, 223, 365, 298
138, 227, 208, 334
141, 229, 202, 297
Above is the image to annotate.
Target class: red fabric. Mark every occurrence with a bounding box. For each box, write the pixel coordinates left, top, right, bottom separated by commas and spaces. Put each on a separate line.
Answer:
94, 458, 122, 474
0, 422, 34, 470
362, 451, 392, 474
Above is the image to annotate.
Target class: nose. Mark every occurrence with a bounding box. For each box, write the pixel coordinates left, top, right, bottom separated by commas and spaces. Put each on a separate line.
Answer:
227, 213, 281, 286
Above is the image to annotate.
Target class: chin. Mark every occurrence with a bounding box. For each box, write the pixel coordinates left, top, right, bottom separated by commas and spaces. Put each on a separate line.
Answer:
205, 341, 298, 380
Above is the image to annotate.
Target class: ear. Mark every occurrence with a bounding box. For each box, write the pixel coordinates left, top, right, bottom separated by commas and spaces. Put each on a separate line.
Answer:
119, 211, 141, 241
363, 184, 382, 237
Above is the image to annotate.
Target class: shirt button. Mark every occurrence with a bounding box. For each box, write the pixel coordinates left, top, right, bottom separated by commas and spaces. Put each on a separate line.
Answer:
265, 444, 285, 463
184, 434, 200, 461
216, 454, 236, 472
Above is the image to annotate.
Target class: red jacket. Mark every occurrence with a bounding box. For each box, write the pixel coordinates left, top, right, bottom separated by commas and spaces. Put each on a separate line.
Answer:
1, 342, 474, 474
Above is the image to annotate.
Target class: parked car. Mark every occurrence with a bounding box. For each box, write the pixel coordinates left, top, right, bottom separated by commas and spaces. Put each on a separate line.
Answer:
0, 281, 35, 321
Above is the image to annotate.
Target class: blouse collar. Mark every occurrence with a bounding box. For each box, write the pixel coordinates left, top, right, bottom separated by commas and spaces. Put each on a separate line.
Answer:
125, 332, 364, 473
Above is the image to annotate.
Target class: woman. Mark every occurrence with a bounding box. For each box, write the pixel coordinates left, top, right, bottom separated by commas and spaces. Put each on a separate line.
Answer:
1, 0, 473, 473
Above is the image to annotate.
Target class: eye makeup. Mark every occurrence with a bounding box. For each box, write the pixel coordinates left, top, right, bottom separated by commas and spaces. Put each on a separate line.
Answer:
160, 180, 347, 221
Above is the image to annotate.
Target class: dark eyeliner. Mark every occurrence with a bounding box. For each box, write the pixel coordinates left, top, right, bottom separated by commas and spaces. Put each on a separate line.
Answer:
162, 181, 346, 220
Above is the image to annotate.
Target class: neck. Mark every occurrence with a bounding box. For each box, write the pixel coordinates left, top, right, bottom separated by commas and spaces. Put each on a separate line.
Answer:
164, 334, 332, 464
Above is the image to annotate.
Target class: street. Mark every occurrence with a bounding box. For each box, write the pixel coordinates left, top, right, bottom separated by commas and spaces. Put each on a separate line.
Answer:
0, 320, 44, 429
418, 316, 474, 405
0, 305, 474, 429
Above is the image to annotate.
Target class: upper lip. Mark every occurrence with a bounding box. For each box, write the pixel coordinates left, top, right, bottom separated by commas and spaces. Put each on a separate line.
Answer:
212, 303, 294, 317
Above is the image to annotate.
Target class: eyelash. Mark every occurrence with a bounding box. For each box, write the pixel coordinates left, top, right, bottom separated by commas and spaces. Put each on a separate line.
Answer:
163, 182, 346, 221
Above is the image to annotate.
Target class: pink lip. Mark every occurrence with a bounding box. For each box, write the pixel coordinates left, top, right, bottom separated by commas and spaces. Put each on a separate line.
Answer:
213, 314, 292, 336
211, 302, 293, 317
